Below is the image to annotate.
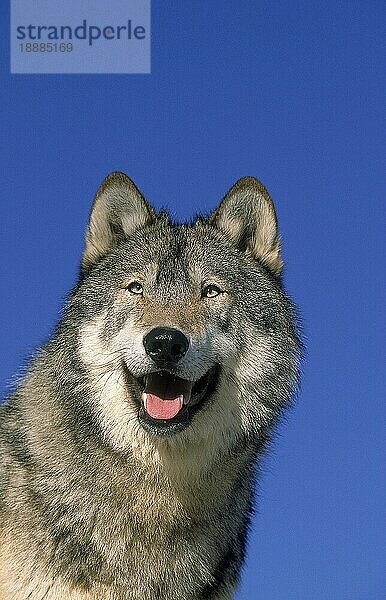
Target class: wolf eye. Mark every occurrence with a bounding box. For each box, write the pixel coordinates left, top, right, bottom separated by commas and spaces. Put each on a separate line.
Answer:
202, 284, 222, 299
127, 281, 143, 295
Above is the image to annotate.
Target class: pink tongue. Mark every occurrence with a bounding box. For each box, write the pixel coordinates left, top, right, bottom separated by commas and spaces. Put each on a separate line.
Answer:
143, 393, 182, 420
142, 372, 193, 420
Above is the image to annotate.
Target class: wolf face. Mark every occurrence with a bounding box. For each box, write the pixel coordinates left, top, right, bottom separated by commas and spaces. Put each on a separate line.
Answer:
73, 173, 299, 456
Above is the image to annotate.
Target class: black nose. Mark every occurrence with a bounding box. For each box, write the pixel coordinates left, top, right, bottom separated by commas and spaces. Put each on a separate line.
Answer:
143, 327, 189, 364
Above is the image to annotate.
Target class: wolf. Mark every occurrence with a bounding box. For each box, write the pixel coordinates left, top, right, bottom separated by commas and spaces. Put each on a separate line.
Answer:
0, 173, 300, 599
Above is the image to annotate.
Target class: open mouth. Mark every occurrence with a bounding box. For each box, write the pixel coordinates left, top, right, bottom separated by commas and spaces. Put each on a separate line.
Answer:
131, 366, 219, 436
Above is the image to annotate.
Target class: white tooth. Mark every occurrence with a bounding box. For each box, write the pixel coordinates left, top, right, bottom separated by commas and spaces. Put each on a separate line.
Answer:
142, 392, 148, 410
182, 394, 189, 405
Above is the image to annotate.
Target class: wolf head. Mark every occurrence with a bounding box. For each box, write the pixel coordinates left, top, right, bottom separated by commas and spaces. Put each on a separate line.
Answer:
66, 173, 299, 455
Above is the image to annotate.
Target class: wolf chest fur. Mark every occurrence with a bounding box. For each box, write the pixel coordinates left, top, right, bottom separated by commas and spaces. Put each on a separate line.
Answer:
0, 173, 300, 599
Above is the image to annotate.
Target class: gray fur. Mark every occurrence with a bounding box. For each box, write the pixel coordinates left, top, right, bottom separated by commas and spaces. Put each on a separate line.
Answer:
0, 173, 300, 599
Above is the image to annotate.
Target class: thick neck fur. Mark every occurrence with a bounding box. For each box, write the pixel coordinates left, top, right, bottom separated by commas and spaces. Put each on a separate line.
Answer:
11, 350, 254, 536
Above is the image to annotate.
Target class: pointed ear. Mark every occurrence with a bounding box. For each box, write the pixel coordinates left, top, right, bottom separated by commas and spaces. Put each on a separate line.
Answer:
209, 177, 282, 276
82, 172, 155, 272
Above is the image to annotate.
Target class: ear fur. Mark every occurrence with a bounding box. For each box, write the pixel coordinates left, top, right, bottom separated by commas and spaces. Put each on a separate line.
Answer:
82, 172, 155, 272
210, 177, 283, 276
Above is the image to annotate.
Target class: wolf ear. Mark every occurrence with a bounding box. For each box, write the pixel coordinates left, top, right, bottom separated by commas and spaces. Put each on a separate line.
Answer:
210, 177, 282, 276
82, 172, 155, 272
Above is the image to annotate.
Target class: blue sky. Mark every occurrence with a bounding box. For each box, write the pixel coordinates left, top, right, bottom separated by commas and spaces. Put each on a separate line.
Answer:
1, 2, 384, 598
